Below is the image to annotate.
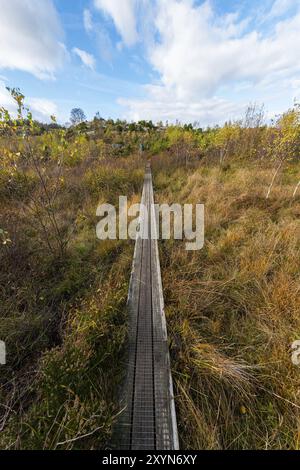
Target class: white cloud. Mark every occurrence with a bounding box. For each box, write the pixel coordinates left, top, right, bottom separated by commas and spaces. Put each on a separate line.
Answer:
268, 0, 298, 19
119, 0, 300, 124
83, 7, 114, 63
95, 29, 114, 63
0, 81, 15, 112
27, 97, 58, 120
0, 0, 66, 79
150, 0, 300, 99
73, 48, 96, 70
84, 9, 93, 32
94, 0, 138, 46
0, 80, 58, 122
119, 86, 244, 125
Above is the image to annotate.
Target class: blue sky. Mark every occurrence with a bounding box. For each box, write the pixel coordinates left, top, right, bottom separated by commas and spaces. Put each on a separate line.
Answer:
0, 0, 300, 125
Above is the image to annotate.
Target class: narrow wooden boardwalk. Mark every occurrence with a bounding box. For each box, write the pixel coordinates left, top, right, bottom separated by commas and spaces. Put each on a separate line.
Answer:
115, 165, 179, 450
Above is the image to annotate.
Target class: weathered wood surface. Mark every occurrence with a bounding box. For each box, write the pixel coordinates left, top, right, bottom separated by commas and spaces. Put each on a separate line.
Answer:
115, 165, 179, 450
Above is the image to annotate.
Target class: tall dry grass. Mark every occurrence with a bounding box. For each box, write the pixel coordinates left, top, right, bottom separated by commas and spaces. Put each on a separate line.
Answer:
153, 160, 300, 449
0, 152, 144, 449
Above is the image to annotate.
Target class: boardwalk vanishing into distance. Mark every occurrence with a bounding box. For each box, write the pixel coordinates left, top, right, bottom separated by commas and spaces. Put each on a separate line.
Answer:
115, 164, 179, 450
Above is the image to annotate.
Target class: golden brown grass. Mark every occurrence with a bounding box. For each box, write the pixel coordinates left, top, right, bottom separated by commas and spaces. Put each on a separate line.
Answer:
153, 159, 300, 449
0, 153, 144, 449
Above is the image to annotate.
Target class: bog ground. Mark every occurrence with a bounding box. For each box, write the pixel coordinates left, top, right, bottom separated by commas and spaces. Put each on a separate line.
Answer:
0, 93, 300, 449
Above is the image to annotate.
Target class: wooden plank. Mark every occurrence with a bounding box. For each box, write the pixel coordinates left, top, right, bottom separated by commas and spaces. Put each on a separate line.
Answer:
114, 165, 179, 450
149, 172, 179, 450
